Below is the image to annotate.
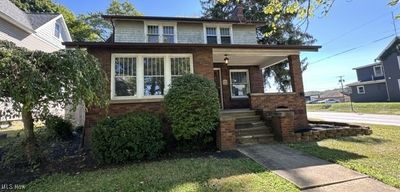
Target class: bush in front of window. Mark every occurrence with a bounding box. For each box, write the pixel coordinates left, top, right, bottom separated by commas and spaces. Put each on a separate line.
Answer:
91, 113, 165, 164
164, 74, 220, 143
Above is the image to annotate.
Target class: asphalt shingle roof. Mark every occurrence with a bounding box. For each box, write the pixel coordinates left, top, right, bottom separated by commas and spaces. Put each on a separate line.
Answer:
0, 0, 60, 30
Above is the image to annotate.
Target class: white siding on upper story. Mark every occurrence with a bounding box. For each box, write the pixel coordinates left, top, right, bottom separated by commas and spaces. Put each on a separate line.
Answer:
177, 22, 204, 43
0, 17, 59, 52
35, 17, 68, 50
115, 20, 145, 42
232, 24, 257, 44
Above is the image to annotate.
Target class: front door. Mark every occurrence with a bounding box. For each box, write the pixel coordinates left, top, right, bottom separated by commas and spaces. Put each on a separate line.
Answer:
213, 68, 223, 109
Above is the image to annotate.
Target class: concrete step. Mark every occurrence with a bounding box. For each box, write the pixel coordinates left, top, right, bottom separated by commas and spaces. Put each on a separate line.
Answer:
220, 109, 256, 118
236, 134, 275, 145
235, 115, 260, 123
236, 126, 272, 136
236, 121, 265, 129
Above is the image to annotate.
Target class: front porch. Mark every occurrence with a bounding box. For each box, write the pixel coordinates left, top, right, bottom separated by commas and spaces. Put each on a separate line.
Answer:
213, 48, 310, 150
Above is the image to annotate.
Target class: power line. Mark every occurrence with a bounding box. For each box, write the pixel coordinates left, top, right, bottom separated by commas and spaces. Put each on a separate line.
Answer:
310, 34, 395, 65
321, 8, 398, 46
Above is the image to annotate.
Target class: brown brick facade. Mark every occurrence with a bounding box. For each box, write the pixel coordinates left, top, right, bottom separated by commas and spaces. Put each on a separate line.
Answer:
217, 117, 236, 150
83, 46, 213, 145
250, 55, 308, 130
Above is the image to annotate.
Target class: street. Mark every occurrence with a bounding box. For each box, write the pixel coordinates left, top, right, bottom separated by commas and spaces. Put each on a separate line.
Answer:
308, 112, 400, 126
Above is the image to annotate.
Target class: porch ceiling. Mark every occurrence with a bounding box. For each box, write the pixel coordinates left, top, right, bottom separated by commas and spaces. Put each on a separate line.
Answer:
213, 48, 299, 68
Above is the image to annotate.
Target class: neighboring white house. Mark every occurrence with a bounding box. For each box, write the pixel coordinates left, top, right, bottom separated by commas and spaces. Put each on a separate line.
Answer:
0, 0, 71, 52
0, 0, 84, 126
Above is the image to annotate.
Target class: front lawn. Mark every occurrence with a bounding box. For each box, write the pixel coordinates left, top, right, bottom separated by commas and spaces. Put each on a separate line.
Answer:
288, 124, 400, 188
25, 157, 298, 192
306, 102, 400, 115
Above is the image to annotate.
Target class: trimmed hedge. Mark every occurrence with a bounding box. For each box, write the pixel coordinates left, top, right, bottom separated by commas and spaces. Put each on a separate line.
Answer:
91, 113, 165, 164
164, 74, 220, 140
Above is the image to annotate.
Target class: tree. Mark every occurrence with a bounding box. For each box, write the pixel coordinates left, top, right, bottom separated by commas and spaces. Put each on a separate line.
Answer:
0, 41, 109, 161
202, 0, 314, 92
78, 0, 143, 41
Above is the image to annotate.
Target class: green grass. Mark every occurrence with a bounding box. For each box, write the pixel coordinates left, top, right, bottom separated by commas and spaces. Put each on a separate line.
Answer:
25, 157, 298, 192
306, 102, 400, 115
288, 124, 400, 188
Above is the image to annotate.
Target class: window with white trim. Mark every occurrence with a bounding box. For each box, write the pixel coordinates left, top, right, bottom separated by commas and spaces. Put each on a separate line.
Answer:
54, 23, 61, 38
171, 57, 191, 81
373, 65, 383, 77
204, 25, 232, 44
357, 86, 365, 94
114, 57, 137, 96
163, 26, 175, 43
147, 25, 159, 43
144, 57, 164, 96
111, 54, 193, 100
230, 70, 250, 98
145, 22, 176, 43
220, 27, 231, 44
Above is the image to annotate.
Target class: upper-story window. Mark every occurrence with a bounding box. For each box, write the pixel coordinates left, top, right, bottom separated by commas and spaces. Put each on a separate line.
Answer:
145, 22, 177, 43
373, 65, 383, 77
204, 24, 232, 44
54, 23, 61, 38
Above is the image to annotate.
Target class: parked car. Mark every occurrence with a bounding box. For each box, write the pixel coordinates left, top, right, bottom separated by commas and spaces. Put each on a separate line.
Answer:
317, 99, 339, 104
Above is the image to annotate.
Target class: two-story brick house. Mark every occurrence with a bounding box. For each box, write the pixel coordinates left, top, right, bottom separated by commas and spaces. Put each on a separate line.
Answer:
65, 14, 320, 148
347, 37, 400, 102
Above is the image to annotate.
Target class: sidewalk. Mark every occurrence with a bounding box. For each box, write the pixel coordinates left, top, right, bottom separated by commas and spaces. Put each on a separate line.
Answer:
308, 112, 400, 126
238, 144, 399, 191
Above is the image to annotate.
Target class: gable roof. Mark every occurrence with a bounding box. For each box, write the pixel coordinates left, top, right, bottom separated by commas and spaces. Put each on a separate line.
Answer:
376, 36, 400, 60
0, 0, 60, 31
102, 15, 266, 26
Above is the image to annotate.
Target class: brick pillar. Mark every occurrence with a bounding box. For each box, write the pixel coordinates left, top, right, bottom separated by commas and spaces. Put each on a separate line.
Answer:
288, 55, 309, 129
272, 110, 295, 142
217, 117, 236, 150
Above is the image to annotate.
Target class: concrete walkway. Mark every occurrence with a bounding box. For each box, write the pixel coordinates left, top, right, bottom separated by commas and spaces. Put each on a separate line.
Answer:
238, 144, 399, 191
308, 112, 400, 126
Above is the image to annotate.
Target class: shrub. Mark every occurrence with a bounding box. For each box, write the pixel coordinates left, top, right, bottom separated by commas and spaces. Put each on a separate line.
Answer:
45, 115, 73, 140
91, 113, 165, 164
164, 74, 220, 140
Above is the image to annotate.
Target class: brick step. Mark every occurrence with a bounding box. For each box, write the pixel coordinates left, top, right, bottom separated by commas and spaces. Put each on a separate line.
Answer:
236, 134, 275, 145
220, 110, 256, 118
236, 121, 265, 129
236, 126, 272, 136
235, 115, 260, 123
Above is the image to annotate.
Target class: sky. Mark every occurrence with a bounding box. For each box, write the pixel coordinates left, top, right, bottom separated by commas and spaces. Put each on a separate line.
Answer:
56, 0, 400, 92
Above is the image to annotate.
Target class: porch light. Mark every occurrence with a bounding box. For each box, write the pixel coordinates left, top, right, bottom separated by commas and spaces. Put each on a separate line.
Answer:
224, 54, 229, 64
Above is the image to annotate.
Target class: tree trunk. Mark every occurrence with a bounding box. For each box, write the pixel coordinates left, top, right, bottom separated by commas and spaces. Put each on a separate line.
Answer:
21, 106, 37, 162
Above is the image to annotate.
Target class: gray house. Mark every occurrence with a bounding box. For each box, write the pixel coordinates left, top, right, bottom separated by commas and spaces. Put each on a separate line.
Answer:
347, 37, 400, 102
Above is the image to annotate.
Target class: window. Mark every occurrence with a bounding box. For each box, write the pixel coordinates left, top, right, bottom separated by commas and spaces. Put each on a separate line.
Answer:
143, 57, 164, 96
206, 27, 218, 44
171, 57, 191, 81
163, 26, 174, 43
220, 27, 231, 44
357, 86, 365, 94
145, 22, 176, 43
111, 54, 192, 100
114, 57, 137, 97
373, 65, 383, 77
54, 23, 60, 38
204, 25, 232, 44
147, 25, 159, 43
230, 70, 250, 98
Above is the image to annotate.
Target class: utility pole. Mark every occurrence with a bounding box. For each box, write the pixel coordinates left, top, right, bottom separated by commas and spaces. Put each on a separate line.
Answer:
337, 75, 345, 102
392, 12, 398, 36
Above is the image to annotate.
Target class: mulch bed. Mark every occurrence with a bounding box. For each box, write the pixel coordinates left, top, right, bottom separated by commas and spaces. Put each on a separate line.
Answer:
0, 133, 241, 185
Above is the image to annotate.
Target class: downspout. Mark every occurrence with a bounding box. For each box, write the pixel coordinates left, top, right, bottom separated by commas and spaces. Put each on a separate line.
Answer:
110, 19, 116, 42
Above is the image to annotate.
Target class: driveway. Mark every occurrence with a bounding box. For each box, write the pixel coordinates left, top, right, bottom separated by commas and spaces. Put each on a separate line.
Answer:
308, 112, 400, 126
